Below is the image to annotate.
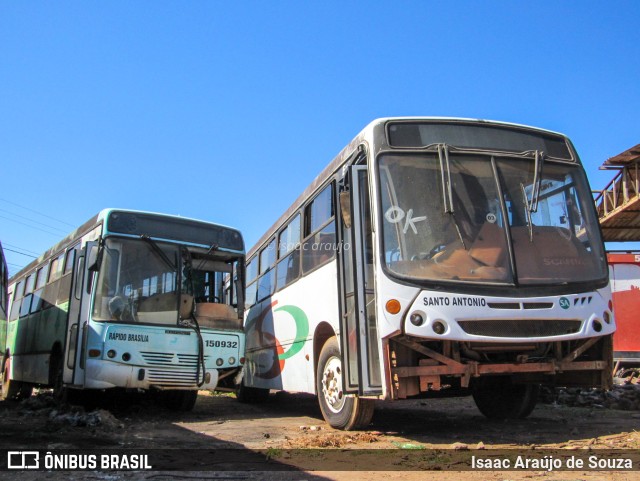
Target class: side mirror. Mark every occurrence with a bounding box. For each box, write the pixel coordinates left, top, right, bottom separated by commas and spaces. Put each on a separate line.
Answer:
339, 191, 352, 229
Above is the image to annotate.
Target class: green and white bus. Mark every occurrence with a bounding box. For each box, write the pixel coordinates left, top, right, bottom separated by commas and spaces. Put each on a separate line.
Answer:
0, 242, 8, 374
241, 118, 614, 429
2, 209, 245, 410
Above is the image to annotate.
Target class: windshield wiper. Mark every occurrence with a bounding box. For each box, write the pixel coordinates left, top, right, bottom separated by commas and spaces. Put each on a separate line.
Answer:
437, 144, 467, 249
519, 150, 546, 243
140, 235, 176, 270
437, 144, 454, 214
530, 150, 545, 213
520, 183, 534, 242
193, 243, 220, 271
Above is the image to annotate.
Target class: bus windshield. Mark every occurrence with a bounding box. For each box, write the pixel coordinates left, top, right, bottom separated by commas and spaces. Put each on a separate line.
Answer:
93, 237, 243, 325
379, 152, 607, 286
92, 237, 182, 323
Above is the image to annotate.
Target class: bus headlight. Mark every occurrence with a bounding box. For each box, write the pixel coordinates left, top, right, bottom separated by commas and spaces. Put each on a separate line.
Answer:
409, 312, 425, 326
432, 321, 447, 335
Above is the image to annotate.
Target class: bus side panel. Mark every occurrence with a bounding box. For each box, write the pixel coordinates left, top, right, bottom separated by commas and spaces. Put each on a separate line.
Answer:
10, 308, 29, 382
0, 312, 5, 360
0, 248, 7, 356
5, 318, 19, 379
610, 262, 640, 359
23, 310, 43, 384
244, 262, 339, 393
11, 302, 69, 385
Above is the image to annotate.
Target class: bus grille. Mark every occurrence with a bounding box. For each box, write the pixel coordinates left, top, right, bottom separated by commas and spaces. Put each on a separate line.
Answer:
140, 351, 208, 387
458, 319, 582, 338
140, 351, 208, 367
147, 368, 200, 387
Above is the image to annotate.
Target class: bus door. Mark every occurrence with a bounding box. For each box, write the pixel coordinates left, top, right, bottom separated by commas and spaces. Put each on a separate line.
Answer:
63, 241, 97, 387
338, 164, 382, 395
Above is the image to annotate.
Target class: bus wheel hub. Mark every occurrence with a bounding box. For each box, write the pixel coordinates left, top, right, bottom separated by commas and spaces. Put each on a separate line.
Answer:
322, 357, 345, 412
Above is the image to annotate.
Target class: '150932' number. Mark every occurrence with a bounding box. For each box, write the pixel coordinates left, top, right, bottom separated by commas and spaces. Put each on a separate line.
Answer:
205, 340, 238, 348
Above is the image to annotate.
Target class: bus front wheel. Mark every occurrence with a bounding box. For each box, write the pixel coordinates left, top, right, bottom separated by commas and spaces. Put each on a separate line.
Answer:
1, 357, 32, 402
472, 376, 539, 419
316, 337, 374, 430
163, 390, 198, 411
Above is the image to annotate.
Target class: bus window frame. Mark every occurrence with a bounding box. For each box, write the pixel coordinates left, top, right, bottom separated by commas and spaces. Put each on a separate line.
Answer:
275, 213, 301, 292
257, 238, 277, 302
301, 181, 337, 275
245, 256, 258, 308
48, 254, 65, 283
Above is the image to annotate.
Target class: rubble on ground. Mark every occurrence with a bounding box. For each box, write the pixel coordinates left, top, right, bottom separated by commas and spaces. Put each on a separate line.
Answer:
12, 392, 124, 430
541, 382, 640, 411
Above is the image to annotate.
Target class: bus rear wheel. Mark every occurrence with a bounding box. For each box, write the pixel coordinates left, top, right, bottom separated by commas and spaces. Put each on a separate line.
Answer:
316, 337, 374, 430
49, 353, 68, 403
472, 376, 539, 419
1, 357, 32, 402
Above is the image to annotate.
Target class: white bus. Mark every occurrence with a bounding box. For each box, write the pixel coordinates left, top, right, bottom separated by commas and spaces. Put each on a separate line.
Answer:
240, 118, 614, 430
2, 209, 246, 410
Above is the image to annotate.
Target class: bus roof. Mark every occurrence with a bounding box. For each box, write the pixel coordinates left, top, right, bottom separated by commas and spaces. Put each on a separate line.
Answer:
10, 208, 243, 283
247, 117, 570, 259
372, 116, 567, 137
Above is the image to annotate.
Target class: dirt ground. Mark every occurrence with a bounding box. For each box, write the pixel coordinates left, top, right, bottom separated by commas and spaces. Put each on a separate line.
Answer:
1, 388, 640, 481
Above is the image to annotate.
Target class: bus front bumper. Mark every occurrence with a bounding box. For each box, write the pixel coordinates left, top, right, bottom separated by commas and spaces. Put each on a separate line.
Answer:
84, 359, 220, 390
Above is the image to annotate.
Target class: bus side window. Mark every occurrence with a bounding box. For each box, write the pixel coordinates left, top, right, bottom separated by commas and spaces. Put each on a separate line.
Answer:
257, 238, 276, 301
246, 256, 258, 284
31, 265, 49, 313
0, 259, 5, 312
19, 274, 35, 318
49, 254, 64, 283
42, 259, 60, 312
19, 294, 32, 318
36, 265, 49, 289
24, 274, 35, 295
276, 214, 301, 291
64, 249, 75, 275
57, 251, 75, 306
245, 257, 258, 309
245, 282, 257, 309
302, 183, 336, 273
9, 280, 24, 321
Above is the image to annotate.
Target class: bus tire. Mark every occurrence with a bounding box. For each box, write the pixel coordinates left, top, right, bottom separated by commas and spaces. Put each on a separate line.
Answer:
164, 390, 198, 411
472, 376, 539, 419
1, 357, 32, 402
49, 353, 67, 404
236, 382, 270, 404
316, 337, 374, 430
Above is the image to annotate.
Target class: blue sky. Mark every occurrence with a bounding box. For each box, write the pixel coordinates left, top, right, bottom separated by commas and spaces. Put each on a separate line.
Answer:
1, 1, 639, 276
